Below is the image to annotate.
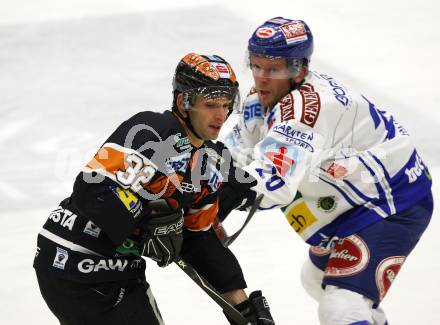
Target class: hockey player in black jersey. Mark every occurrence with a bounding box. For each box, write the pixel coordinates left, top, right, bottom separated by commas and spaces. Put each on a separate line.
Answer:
34, 52, 275, 325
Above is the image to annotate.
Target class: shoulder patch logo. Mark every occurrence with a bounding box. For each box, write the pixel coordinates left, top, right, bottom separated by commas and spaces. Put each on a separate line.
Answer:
299, 83, 321, 128
280, 93, 295, 122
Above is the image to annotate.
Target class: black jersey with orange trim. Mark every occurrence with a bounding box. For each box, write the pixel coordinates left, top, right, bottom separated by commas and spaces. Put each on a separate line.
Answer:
34, 110, 235, 282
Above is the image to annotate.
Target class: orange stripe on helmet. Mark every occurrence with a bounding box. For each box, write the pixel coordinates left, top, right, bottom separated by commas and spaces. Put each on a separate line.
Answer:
182, 52, 222, 81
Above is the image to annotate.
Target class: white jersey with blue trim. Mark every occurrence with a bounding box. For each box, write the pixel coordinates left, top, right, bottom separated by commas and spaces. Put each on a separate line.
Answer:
221, 70, 432, 247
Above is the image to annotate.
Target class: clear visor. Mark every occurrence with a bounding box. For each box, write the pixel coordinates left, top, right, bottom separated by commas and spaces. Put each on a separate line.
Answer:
245, 50, 303, 79
182, 86, 241, 113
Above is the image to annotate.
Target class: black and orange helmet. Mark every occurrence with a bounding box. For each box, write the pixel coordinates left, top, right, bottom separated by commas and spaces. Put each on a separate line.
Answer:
172, 53, 240, 112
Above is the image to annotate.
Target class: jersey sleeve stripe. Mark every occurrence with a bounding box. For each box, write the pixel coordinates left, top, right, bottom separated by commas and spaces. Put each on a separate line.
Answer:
184, 200, 219, 231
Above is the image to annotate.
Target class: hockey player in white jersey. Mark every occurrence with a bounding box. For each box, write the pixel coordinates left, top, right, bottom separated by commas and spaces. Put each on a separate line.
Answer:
219, 17, 433, 325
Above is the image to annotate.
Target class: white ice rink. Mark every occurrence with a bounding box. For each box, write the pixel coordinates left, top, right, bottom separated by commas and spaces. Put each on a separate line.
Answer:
1, 0, 439, 324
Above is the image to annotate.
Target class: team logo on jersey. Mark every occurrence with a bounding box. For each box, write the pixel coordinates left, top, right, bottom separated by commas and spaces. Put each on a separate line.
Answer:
256, 27, 276, 38
280, 93, 295, 121
317, 196, 337, 213
375, 256, 406, 300
325, 235, 370, 277
83, 221, 101, 238
264, 146, 295, 177
299, 83, 321, 128
280, 21, 308, 44
53, 247, 69, 270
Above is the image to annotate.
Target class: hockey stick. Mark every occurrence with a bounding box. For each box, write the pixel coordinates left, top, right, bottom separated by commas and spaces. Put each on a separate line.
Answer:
222, 194, 264, 247
175, 258, 251, 325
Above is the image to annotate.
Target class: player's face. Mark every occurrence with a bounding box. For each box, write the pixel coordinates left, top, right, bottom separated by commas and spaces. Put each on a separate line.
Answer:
249, 55, 292, 109
188, 96, 231, 141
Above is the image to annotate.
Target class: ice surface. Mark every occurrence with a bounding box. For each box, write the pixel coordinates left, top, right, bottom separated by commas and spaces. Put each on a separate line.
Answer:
0, 1, 438, 324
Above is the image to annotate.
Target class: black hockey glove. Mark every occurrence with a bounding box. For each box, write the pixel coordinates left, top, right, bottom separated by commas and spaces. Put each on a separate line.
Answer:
140, 200, 183, 267
226, 291, 275, 325
218, 166, 257, 221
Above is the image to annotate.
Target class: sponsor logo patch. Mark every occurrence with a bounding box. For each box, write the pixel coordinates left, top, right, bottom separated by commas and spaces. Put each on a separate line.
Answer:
284, 200, 317, 234
326, 162, 348, 179
280, 93, 295, 122
244, 102, 263, 122
83, 221, 101, 238
154, 218, 183, 235
316, 196, 337, 213
376, 256, 405, 300
48, 206, 77, 231
256, 27, 276, 38
165, 153, 191, 173
111, 186, 142, 217
214, 63, 231, 79
319, 74, 351, 107
272, 124, 314, 152
299, 83, 321, 128
280, 21, 308, 44
325, 235, 370, 277
78, 258, 129, 273
310, 246, 331, 256
264, 146, 295, 177
179, 182, 199, 193
53, 247, 69, 270
174, 133, 191, 151
405, 153, 426, 184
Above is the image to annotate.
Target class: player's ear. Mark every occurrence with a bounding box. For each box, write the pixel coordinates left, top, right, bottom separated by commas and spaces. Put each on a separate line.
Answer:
176, 93, 188, 118
292, 66, 308, 84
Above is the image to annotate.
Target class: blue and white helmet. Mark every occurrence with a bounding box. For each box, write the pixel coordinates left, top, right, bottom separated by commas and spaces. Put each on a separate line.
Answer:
248, 17, 314, 65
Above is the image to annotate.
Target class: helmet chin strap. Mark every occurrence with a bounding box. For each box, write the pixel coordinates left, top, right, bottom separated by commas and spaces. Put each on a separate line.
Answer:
173, 108, 204, 141
184, 115, 204, 141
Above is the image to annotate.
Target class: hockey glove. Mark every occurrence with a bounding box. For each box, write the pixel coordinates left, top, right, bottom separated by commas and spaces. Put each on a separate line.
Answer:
226, 291, 275, 325
140, 200, 183, 267
218, 166, 257, 221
